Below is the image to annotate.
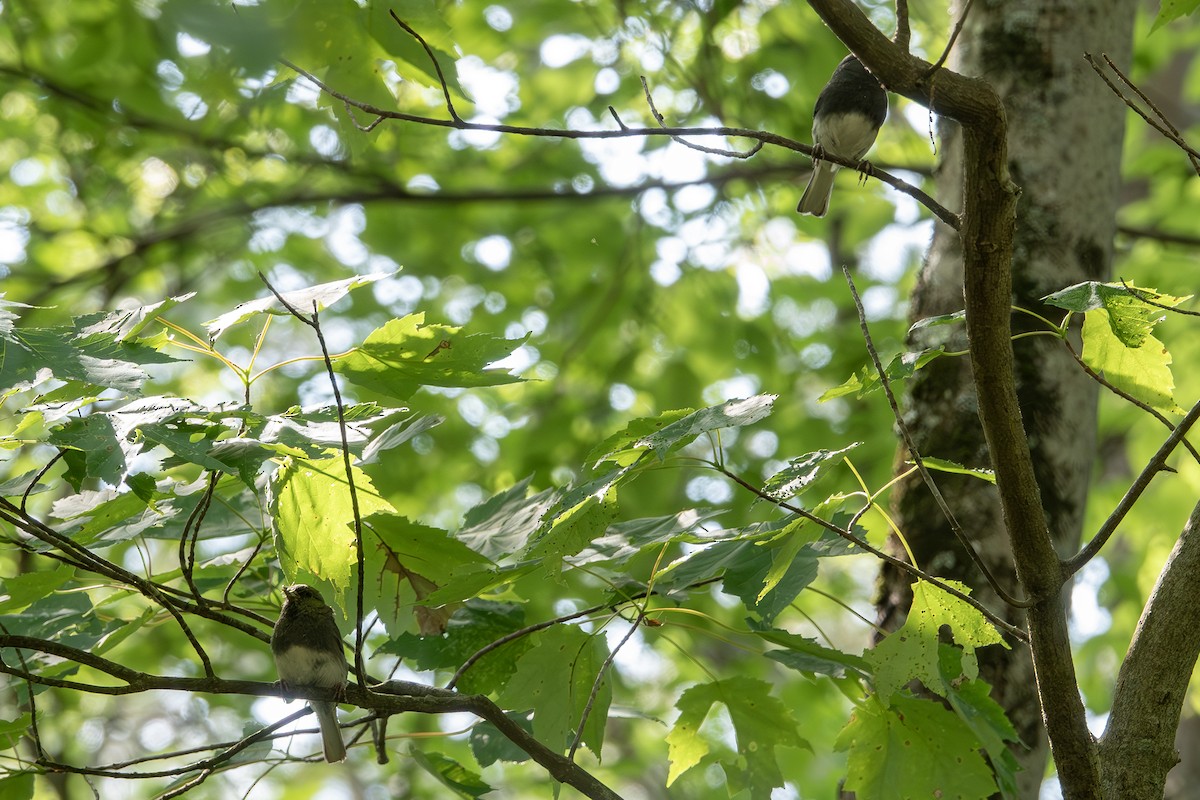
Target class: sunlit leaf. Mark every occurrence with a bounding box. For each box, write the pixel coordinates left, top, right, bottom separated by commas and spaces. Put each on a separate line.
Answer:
835, 694, 996, 800
335, 312, 526, 403
666, 677, 809, 794
205, 272, 393, 340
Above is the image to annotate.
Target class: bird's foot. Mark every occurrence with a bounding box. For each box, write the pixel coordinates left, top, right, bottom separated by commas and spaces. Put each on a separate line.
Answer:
811, 143, 826, 164
855, 159, 874, 185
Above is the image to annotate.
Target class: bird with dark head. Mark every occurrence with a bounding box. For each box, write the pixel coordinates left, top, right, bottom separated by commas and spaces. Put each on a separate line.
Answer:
797, 54, 888, 217
271, 584, 349, 762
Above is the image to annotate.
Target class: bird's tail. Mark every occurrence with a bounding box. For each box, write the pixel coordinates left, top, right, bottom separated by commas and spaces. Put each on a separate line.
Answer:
797, 160, 838, 217
312, 701, 347, 762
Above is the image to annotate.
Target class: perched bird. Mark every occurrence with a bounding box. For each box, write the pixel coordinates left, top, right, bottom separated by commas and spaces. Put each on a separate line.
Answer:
797, 54, 888, 217
271, 584, 349, 762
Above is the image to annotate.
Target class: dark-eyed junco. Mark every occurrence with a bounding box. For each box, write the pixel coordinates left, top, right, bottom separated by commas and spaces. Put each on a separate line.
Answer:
271, 584, 349, 762
797, 54, 888, 217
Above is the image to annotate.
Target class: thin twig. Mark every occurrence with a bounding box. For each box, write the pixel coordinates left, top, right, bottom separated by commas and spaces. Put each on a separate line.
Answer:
388, 10, 463, 123
639, 76, 762, 159
223, 530, 268, 605
1101, 53, 1200, 175
0, 621, 44, 760
926, 0, 974, 75
341, 98, 385, 132
1120, 279, 1200, 317
607, 105, 628, 130
256, 275, 370, 692
715, 465, 1028, 642
275, 58, 958, 228
1117, 224, 1200, 249
446, 605, 615, 690
20, 451, 64, 512
446, 576, 725, 690
0, 498, 219, 675
179, 471, 219, 603
0, 501, 271, 648
1086, 53, 1200, 172
842, 267, 1033, 607
893, 0, 911, 51
1064, 395, 1200, 576
568, 612, 638, 761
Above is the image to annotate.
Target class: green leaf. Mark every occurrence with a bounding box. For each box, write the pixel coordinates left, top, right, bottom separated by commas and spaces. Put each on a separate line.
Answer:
944, 675, 1022, 800
913, 457, 996, 484
524, 472, 623, 577
0, 326, 178, 397
908, 311, 966, 333
698, 524, 822, 623
335, 312, 526, 403
0, 566, 76, 614
498, 626, 611, 757
255, 403, 397, 460
866, 579, 1007, 701
666, 677, 809, 794
410, 750, 492, 799
1081, 309, 1181, 412
205, 272, 392, 340
271, 456, 395, 596
51, 489, 159, 546
470, 712, 534, 766
49, 414, 126, 489
456, 477, 561, 560
630, 395, 777, 461
835, 694, 996, 800
0, 772, 34, 800
361, 414, 443, 464
138, 407, 268, 483
161, 0, 283, 72
651, 519, 806, 592
762, 443, 860, 501
570, 510, 711, 568
1152, 0, 1200, 31
1042, 281, 1187, 347
365, 512, 495, 588
365, 1, 467, 99
654, 539, 758, 592
381, 601, 531, 694
364, 512, 497, 631
94, 607, 156, 657
820, 349, 945, 401
0, 295, 34, 336
587, 409, 693, 467
0, 469, 53, 498
0, 591, 106, 655
751, 624, 870, 678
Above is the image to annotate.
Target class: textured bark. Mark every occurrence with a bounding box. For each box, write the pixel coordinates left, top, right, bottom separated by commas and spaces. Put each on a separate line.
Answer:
1100, 501, 1200, 798
876, 0, 1136, 795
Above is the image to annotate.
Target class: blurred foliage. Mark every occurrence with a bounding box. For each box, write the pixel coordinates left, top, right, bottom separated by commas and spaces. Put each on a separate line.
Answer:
0, 0, 1199, 797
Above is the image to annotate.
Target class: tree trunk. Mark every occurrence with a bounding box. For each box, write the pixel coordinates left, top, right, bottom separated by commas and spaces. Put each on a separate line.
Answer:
877, 0, 1137, 795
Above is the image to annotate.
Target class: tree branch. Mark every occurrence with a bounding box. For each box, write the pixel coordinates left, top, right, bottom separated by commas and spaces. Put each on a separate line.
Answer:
804, 0, 1101, 791
277, 59, 957, 227
716, 463, 1028, 642
1099, 500, 1200, 797
1063, 396, 1200, 576
258, 277, 370, 692
842, 266, 1032, 608
0, 636, 623, 800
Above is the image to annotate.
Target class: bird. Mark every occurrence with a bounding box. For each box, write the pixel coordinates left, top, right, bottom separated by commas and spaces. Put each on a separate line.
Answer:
271, 584, 349, 762
797, 54, 888, 217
